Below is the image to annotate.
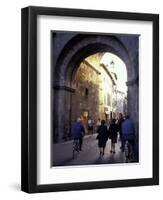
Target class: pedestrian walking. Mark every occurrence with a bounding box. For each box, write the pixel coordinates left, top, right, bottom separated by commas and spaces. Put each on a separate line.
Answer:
72, 118, 85, 151
96, 120, 108, 156
117, 113, 125, 150
96, 118, 101, 133
88, 117, 94, 134
108, 119, 119, 153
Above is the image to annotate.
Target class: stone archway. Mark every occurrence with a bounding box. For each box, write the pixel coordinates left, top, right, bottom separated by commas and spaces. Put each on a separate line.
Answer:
53, 34, 139, 142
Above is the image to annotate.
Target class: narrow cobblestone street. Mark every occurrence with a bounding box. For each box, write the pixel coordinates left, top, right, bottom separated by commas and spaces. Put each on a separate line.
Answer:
52, 32, 139, 168
53, 134, 127, 166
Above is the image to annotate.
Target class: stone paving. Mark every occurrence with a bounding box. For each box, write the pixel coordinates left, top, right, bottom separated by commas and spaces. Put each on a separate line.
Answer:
52, 134, 132, 167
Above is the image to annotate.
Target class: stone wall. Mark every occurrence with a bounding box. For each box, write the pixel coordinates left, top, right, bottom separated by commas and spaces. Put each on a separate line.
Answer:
52, 32, 139, 142
71, 60, 100, 133
70, 53, 115, 136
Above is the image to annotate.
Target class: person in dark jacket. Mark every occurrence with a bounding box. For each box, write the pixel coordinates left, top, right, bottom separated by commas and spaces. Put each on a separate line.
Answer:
108, 119, 119, 153
117, 113, 125, 150
121, 115, 135, 153
96, 120, 108, 156
72, 118, 85, 151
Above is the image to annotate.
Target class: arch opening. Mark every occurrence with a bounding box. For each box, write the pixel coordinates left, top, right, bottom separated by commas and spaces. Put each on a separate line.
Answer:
53, 34, 139, 144
69, 52, 128, 136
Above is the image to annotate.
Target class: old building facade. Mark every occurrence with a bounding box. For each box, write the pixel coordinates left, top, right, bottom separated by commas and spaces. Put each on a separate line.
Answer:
70, 53, 117, 136
52, 32, 139, 143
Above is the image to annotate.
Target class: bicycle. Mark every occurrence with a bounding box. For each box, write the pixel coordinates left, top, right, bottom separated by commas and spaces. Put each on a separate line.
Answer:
72, 139, 80, 159
124, 140, 134, 163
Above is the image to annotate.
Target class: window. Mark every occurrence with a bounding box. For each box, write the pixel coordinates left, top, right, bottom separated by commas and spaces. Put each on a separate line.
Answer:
85, 88, 89, 97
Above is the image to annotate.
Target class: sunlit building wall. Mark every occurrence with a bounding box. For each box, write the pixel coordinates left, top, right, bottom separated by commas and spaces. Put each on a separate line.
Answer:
71, 53, 118, 135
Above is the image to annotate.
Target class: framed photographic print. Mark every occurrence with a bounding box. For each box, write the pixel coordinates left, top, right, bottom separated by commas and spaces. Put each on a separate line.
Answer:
21, 6, 159, 193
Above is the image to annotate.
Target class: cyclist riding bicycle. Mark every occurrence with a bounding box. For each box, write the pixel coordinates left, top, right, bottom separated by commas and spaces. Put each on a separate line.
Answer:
72, 118, 85, 151
121, 115, 135, 162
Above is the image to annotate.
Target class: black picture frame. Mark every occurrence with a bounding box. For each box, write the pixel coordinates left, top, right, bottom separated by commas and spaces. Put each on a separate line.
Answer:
21, 6, 159, 193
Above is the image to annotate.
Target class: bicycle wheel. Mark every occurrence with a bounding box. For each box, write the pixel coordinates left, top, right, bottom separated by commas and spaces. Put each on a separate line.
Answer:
124, 141, 130, 163
72, 148, 75, 159
72, 140, 79, 159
